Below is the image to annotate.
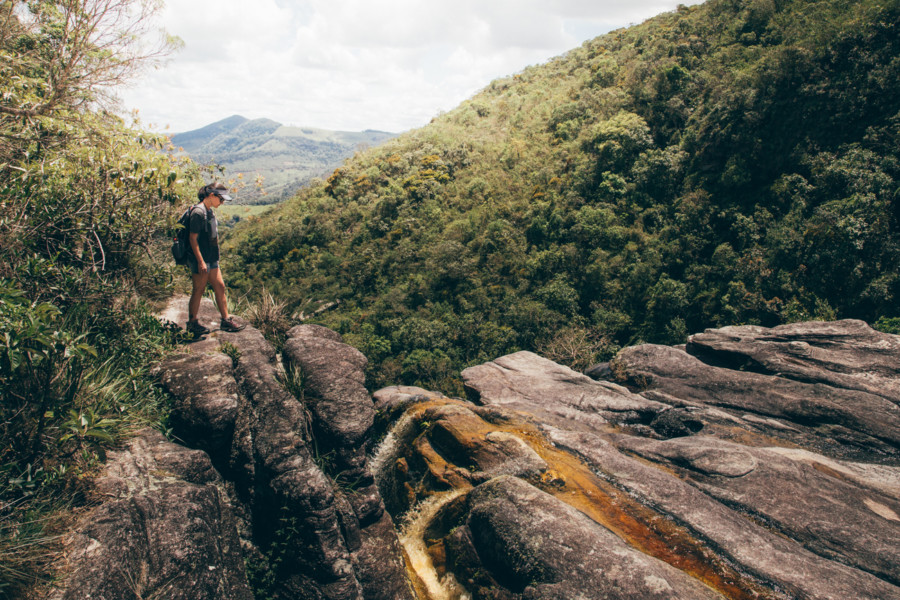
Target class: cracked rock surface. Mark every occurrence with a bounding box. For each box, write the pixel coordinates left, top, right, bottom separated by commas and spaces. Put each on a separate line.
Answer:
54, 296, 413, 600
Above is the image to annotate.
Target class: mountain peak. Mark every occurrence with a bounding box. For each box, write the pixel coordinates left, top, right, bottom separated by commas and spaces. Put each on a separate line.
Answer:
172, 116, 397, 203
170, 115, 250, 152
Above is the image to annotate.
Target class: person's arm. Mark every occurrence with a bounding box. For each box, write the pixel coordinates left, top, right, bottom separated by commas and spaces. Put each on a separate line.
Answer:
189, 232, 207, 274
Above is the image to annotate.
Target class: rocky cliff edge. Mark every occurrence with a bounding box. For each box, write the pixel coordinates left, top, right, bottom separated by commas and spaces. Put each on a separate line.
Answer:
51, 302, 900, 600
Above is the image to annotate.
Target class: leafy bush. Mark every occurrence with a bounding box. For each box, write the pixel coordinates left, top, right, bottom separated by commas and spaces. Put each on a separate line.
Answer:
0, 282, 96, 465
0, 1, 202, 593
874, 317, 900, 335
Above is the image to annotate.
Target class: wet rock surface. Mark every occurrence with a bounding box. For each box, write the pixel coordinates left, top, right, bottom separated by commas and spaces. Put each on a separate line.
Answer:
451, 476, 724, 600
618, 435, 900, 584
547, 427, 900, 600
373, 319, 900, 600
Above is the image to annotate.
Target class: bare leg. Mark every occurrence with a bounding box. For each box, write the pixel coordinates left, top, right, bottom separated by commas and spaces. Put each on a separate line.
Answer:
209, 267, 229, 320
189, 270, 209, 321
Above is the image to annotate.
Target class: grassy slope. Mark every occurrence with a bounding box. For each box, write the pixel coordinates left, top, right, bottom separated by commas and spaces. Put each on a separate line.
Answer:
224, 0, 900, 393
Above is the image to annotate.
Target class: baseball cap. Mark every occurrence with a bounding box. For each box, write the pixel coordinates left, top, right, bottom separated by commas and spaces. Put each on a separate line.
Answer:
198, 183, 232, 202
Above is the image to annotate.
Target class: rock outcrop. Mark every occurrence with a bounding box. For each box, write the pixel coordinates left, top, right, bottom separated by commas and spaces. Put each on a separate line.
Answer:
55, 297, 414, 600
446, 475, 724, 600
172, 302, 413, 600
610, 337, 900, 460
373, 319, 900, 600
51, 430, 253, 600
282, 324, 410, 600
55, 312, 900, 600
461, 351, 666, 431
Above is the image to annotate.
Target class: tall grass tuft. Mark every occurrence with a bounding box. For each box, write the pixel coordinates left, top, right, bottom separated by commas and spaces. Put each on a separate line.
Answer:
0, 493, 67, 599
243, 288, 293, 352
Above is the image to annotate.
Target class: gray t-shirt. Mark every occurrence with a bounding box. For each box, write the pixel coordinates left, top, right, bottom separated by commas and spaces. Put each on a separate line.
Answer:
188, 204, 219, 263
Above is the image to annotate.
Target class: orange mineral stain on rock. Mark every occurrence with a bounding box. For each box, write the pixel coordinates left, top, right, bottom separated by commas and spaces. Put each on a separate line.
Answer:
387, 398, 780, 600
528, 444, 777, 600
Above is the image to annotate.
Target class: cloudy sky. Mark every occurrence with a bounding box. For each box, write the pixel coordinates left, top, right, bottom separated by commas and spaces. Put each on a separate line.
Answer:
120, 0, 698, 134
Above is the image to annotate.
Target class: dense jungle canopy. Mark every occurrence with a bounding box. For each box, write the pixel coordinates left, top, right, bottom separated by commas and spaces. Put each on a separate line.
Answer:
225, 0, 900, 392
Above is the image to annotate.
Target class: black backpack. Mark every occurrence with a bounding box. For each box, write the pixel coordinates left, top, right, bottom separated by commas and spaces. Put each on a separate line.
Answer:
171, 204, 200, 265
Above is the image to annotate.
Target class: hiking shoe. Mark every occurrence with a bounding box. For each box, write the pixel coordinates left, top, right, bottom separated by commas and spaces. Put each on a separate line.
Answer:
220, 316, 246, 332
186, 319, 210, 336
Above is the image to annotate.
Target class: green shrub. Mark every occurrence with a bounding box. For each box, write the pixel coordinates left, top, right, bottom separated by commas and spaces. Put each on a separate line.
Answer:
874, 317, 900, 335
0, 2, 201, 592
0, 282, 96, 465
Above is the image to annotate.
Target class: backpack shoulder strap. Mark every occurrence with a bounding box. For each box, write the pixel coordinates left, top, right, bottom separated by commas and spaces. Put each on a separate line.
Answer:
182, 203, 203, 221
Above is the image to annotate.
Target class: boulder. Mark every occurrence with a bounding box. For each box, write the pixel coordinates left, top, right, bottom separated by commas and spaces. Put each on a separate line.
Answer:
353, 510, 415, 600
373, 385, 449, 415
548, 427, 900, 600
51, 430, 253, 600
155, 296, 414, 600
154, 351, 239, 459
610, 342, 900, 461
443, 476, 724, 599
687, 320, 900, 402
282, 324, 414, 599
230, 325, 365, 600
462, 351, 666, 432
618, 434, 900, 584
283, 324, 378, 520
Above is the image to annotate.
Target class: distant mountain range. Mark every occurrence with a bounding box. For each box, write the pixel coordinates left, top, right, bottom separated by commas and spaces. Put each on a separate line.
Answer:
171, 116, 396, 204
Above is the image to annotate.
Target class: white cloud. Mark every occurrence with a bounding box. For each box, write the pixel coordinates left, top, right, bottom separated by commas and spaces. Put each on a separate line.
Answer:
119, 0, 699, 134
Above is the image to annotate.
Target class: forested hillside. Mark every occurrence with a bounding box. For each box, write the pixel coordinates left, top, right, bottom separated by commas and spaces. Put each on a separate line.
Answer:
226, 0, 900, 393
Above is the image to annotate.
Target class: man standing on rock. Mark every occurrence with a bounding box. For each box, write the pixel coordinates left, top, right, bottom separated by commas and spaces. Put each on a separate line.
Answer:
186, 183, 246, 336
